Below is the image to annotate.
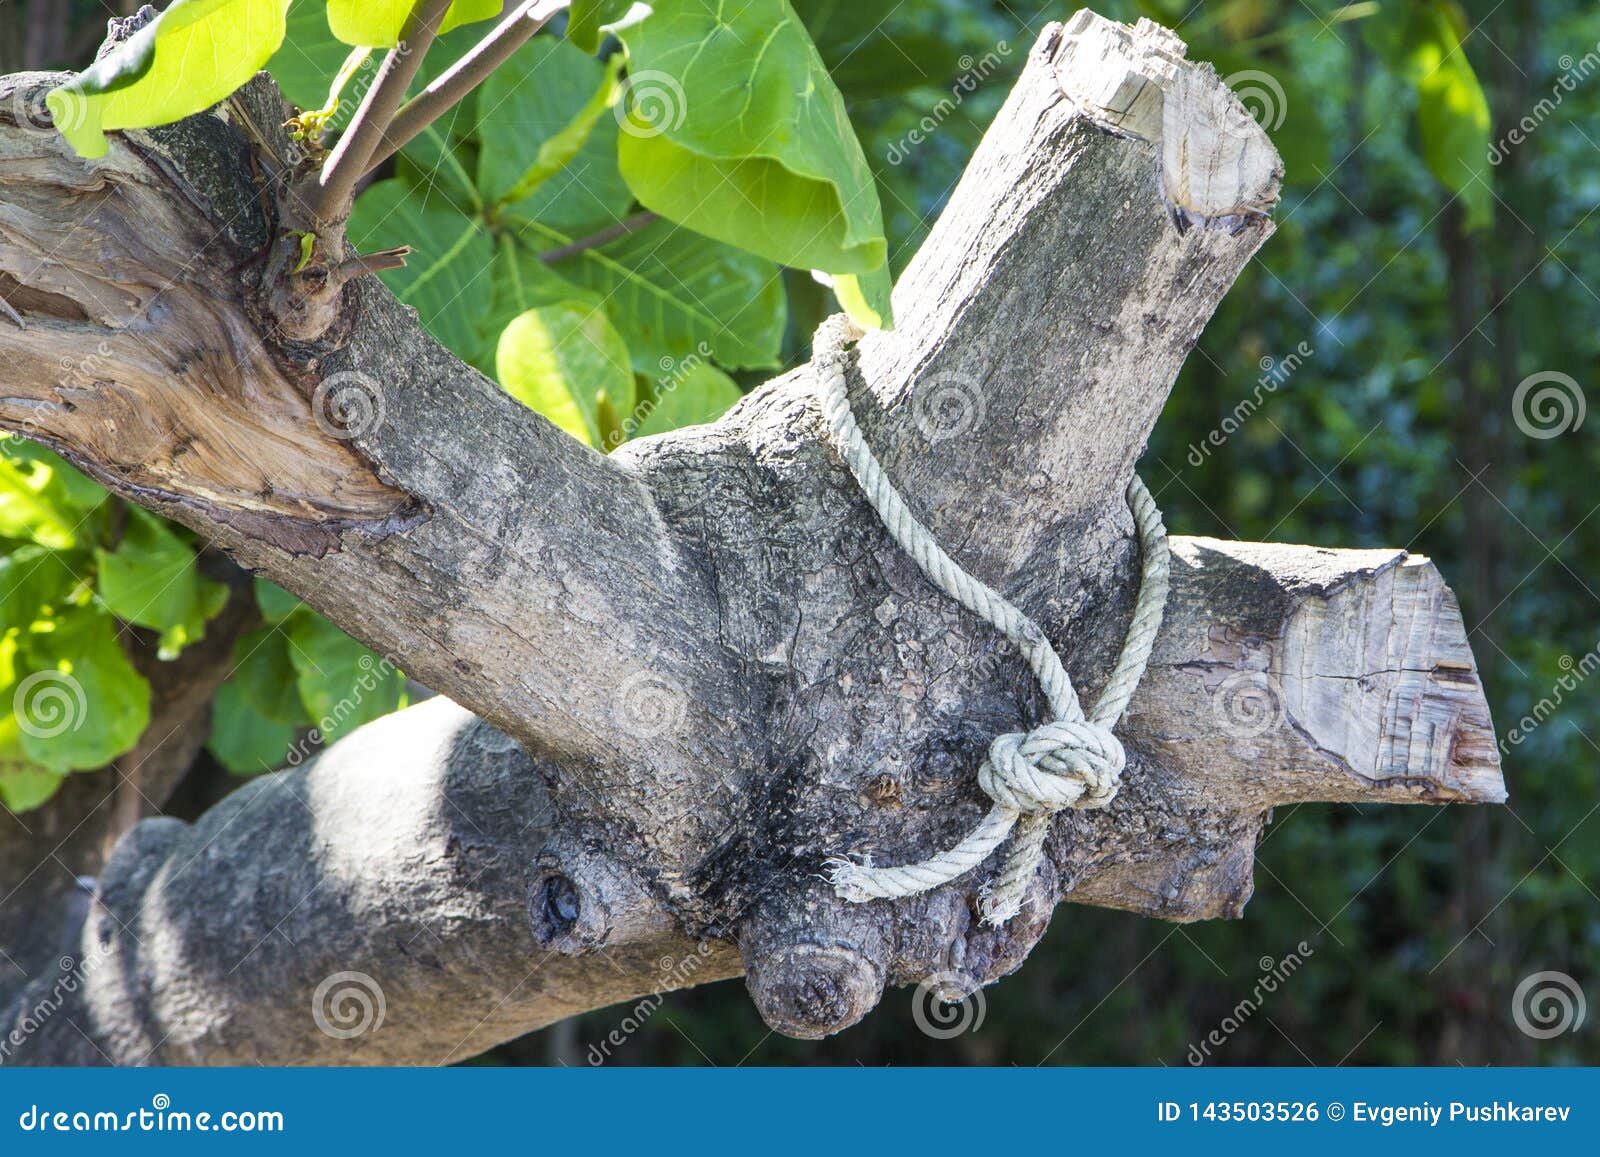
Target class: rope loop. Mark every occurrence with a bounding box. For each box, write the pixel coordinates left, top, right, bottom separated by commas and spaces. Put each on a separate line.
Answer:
981, 719, 1125, 814
815, 316, 1171, 925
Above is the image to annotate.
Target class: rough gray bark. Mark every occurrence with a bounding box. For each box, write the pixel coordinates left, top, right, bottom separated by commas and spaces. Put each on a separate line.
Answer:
0, 12, 1502, 1063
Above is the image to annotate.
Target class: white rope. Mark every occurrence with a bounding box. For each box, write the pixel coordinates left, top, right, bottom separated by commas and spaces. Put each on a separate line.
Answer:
814, 316, 1171, 925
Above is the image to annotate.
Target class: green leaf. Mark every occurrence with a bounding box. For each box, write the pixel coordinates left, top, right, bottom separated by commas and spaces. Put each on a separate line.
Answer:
227, 628, 308, 726
284, 614, 406, 744
502, 54, 623, 206
267, 0, 371, 126
476, 37, 632, 228
95, 509, 228, 659
348, 178, 494, 363
569, 0, 634, 53
207, 680, 299, 775
632, 362, 744, 439
0, 763, 65, 813
14, 608, 150, 772
496, 304, 636, 447
507, 218, 786, 371
611, 0, 891, 328
47, 0, 291, 159
0, 443, 106, 551
1402, 1, 1492, 229
0, 546, 82, 631
327, 0, 501, 48
254, 578, 303, 625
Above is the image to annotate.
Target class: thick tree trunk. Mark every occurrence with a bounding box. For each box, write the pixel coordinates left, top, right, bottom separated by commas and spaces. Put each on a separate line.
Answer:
0, 12, 1502, 1064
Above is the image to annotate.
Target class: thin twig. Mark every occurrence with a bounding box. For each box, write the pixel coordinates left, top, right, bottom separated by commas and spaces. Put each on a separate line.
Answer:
538, 211, 660, 263
308, 0, 454, 224
332, 246, 413, 287
366, 0, 567, 174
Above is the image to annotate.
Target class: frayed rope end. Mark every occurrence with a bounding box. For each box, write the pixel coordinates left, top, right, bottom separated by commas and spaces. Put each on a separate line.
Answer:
824, 855, 879, 903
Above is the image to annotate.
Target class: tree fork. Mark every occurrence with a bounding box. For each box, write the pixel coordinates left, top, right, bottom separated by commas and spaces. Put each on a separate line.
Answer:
0, 13, 1502, 1062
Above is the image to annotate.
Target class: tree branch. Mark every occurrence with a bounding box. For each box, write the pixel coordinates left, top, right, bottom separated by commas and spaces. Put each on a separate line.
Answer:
0, 12, 1502, 1059
366, 0, 568, 174
539, 211, 659, 264
1, 542, 1496, 1063
305, 0, 453, 225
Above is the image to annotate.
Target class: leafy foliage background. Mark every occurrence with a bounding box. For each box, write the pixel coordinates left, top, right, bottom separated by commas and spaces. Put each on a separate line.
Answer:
2, 0, 1595, 1065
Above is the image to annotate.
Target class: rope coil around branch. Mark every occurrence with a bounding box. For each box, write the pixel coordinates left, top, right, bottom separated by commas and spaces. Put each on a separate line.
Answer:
814, 315, 1171, 925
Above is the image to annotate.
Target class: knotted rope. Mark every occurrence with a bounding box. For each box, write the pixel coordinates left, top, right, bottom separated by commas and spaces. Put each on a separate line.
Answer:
814, 316, 1170, 925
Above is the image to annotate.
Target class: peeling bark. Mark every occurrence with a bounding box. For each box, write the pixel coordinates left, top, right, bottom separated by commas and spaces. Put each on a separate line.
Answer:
0, 12, 1503, 1063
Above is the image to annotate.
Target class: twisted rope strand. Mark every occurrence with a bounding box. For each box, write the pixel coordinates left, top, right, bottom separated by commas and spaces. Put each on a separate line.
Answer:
814, 317, 1170, 924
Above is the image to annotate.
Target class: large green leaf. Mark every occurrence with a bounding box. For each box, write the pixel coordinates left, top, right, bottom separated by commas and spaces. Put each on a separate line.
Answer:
569, 0, 634, 53
633, 362, 744, 439
326, 0, 500, 48
284, 614, 406, 744
266, 0, 363, 121
227, 628, 307, 726
1403, 1, 1492, 230
496, 303, 636, 447
0, 546, 78, 632
476, 37, 632, 228
508, 218, 786, 371
95, 509, 228, 659
207, 680, 299, 775
14, 609, 150, 772
0, 763, 65, 813
48, 0, 291, 159
611, 0, 891, 327
348, 178, 494, 363
0, 444, 105, 551
0, 635, 65, 811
